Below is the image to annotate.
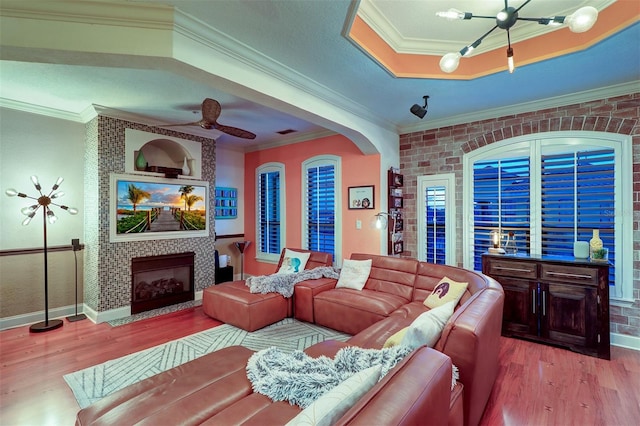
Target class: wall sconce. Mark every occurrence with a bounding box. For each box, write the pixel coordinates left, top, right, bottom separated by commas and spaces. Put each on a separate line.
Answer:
375, 212, 393, 229
488, 230, 505, 254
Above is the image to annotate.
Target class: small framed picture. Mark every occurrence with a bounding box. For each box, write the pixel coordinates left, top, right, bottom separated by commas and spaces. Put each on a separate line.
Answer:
391, 196, 403, 208
348, 185, 375, 209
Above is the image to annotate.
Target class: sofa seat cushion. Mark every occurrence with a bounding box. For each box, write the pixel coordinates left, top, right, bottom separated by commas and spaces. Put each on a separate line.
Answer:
313, 288, 408, 335
346, 315, 413, 349
76, 346, 260, 426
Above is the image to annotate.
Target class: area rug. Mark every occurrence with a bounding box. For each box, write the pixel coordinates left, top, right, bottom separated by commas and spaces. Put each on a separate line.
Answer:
63, 318, 350, 409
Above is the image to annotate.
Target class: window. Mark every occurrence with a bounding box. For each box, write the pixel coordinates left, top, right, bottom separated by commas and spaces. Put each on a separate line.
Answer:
472, 157, 530, 271
540, 149, 615, 285
417, 173, 456, 265
302, 156, 341, 264
256, 163, 285, 262
463, 132, 633, 302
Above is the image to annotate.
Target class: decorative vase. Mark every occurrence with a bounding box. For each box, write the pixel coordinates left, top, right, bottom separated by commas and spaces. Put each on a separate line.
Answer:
135, 150, 147, 171
182, 157, 191, 176
589, 229, 603, 259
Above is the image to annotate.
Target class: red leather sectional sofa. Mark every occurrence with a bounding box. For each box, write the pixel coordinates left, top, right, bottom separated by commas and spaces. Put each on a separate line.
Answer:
76, 250, 504, 425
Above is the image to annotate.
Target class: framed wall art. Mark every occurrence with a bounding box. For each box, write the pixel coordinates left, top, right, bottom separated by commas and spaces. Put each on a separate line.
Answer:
348, 185, 375, 209
109, 173, 209, 242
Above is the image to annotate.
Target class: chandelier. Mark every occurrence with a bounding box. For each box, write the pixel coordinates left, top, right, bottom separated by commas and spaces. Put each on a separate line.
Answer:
436, 1, 599, 74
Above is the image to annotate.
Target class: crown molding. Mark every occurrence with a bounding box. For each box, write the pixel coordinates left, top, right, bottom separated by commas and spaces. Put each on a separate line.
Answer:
400, 80, 640, 134
0, 97, 90, 122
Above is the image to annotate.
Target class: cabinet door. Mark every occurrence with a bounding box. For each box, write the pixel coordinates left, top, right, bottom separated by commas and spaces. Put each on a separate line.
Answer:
501, 279, 538, 337
541, 283, 597, 349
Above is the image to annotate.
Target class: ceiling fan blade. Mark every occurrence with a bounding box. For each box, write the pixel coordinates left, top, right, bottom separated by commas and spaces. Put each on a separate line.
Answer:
159, 121, 203, 128
202, 98, 222, 122
216, 123, 256, 140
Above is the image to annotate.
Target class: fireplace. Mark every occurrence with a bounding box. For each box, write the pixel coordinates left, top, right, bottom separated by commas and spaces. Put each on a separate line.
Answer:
131, 252, 195, 314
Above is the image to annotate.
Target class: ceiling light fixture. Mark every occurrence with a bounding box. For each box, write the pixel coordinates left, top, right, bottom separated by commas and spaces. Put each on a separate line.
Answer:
436, 1, 598, 74
410, 95, 429, 119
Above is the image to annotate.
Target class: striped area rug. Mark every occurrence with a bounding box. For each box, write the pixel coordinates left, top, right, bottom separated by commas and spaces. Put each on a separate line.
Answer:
64, 318, 350, 409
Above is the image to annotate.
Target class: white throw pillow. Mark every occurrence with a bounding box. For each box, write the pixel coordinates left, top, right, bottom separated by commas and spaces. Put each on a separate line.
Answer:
400, 301, 455, 350
335, 259, 372, 291
277, 249, 311, 274
285, 365, 382, 426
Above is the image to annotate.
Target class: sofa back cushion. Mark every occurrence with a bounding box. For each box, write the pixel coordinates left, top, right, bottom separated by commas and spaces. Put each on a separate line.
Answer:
276, 248, 333, 272
350, 253, 418, 302
413, 262, 488, 304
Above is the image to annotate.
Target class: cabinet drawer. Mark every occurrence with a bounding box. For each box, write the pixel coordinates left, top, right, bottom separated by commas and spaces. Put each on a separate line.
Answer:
540, 264, 597, 286
487, 259, 537, 279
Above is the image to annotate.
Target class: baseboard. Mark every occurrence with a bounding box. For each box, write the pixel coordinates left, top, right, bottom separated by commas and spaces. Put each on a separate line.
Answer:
0, 304, 89, 331
84, 305, 131, 324
611, 332, 640, 351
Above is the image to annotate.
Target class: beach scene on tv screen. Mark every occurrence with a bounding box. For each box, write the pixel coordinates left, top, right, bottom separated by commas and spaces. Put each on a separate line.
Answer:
116, 180, 207, 234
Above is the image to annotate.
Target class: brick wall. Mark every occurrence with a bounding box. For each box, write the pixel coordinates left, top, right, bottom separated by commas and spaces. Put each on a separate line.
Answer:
399, 93, 639, 339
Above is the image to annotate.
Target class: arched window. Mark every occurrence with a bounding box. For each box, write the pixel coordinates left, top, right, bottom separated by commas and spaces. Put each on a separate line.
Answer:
255, 162, 285, 262
463, 131, 633, 302
302, 155, 342, 264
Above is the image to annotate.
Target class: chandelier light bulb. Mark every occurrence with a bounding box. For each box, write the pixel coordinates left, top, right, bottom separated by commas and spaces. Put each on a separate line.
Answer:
60, 205, 79, 215
6, 188, 18, 197
567, 6, 598, 33
440, 52, 461, 73
30, 175, 41, 191
50, 191, 65, 199
507, 47, 515, 73
22, 214, 34, 226
46, 209, 58, 224
436, 8, 466, 21
54, 177, 64, 187
21, 205, 38, 215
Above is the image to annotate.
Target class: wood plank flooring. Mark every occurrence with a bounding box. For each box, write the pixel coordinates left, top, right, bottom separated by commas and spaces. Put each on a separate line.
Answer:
1, 307, 639, 425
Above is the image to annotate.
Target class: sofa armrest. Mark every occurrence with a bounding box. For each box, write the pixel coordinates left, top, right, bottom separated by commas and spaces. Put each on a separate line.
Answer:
435, 286, 504, 426
335, 346, 451, 426
294, 278, 337, 323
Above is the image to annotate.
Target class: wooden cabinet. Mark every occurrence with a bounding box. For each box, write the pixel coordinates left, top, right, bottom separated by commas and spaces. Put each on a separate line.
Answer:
482, 254, 610, 359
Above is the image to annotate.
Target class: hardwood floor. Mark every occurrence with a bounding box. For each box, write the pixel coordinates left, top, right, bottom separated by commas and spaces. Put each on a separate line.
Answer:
1, 307, 639, 425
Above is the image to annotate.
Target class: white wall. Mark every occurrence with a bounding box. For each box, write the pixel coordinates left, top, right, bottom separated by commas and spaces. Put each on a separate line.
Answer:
214, 146, 244, 236
0, 108, 85, 249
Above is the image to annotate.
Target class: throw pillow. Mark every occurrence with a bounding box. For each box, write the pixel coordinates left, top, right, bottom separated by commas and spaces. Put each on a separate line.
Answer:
335, 259, 372, 291
423, 276, 468, 309
382, 327, 408, 348
400, 301, 455, 350
277, 249, 311, 274
285, 365, 382, 426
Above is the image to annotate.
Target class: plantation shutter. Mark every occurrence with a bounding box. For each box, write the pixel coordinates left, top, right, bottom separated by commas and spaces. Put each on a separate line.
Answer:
306, 165, 335, 257
541, 148, 615, 284
473, 157, 530, 270
425, 185, 446, 264
259, 171, 280, 254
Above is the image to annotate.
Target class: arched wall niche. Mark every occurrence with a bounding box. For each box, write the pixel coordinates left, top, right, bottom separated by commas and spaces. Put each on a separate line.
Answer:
124, 129, 203, 179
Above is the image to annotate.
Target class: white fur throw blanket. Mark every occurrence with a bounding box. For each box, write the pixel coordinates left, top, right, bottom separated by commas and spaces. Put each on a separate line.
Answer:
245, 266, 339, 298
246, 345, 413, 408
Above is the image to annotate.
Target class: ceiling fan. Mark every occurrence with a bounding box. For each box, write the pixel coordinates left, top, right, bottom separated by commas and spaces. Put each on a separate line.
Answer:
161, 98, 256, 139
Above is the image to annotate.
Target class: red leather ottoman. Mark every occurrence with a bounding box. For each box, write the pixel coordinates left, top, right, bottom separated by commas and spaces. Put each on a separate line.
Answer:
202, 280, 290, 332
202, 249, 333, 331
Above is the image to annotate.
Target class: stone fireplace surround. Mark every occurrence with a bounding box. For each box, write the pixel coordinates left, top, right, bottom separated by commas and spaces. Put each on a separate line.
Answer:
83, 116, 216, 323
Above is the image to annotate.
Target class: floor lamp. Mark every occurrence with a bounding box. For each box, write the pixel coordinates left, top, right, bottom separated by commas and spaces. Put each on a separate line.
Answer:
234, 240, 251, 280
5, 176, 78, 333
